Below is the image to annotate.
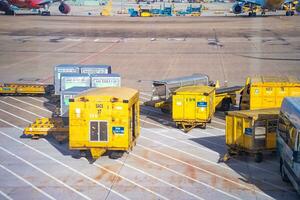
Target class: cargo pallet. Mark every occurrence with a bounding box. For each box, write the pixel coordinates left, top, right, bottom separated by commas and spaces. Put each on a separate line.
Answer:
0, 83, 52, 95
24, 117, 69, 143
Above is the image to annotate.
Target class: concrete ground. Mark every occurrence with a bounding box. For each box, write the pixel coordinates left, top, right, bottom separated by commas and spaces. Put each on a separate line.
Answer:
0, 15, 299, 199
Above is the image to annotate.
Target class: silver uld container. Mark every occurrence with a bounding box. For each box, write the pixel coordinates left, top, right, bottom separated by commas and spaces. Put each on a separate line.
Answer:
54, 64, 80, 95
60, 87, 90, 118
60, 73, 91, 92
152, 74, 209, 101
91, 74, 121, 88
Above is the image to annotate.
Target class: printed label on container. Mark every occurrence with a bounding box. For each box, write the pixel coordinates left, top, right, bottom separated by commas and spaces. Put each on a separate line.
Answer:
113, 127, 124, 134
245, 128, 252, 136
197, 102, 207, 107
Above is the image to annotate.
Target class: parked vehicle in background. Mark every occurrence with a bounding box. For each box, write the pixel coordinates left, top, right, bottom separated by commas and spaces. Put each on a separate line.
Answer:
277, 97, 300, 194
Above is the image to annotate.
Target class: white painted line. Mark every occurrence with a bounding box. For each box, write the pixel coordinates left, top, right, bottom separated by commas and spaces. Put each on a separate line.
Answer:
137, 144, 273, 199
0, 118, 23, 131
140, 134, 230, 171
9, 97, 52, 113
140, 119, 168, 130
0, 146, 92, 200
0, 109, 32, 123
142, 127, 219, 156
139, 92, 152, 97
212, 119, 225, 126
28, 97, 56, 107
0, 190, 13, 200
114, 160, 205, 200
93, 163, 170, 200
0, 129, 130, 200
0, 100, 43, 118
130, 153, 242, 200
0, 164, 56, 200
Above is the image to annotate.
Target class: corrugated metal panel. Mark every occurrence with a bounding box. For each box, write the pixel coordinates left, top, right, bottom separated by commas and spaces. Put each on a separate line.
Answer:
54, 64, 80, 95
91, 73, 121, 88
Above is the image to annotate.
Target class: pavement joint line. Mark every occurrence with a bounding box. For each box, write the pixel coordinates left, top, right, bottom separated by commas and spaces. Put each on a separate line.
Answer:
8, 97, 52, 113
143, 126, 280, 176
140, 134, 231, 171
27, 97, 56, 107
0, 190, 13, 200
0, 164, 56, 200
0, 100, 43, 118
0, 98, 283, 194
130, 153, 242, 200
143, 127, 220, 156
77, 42, 118, 64
0, 146, 92, 200
140, 119, 169, 130
114, 160, 205, 200
1, 105, 278, 178
0, 128, 130, 200
136, 144, 274, 199
0, 108, 32, 123
93, 163, 170, 200
45, 139, 170, 200
211, 120, 226, 126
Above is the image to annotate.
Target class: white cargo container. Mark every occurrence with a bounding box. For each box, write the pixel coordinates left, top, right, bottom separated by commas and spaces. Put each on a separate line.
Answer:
60, 73, 91, 92
91, 74, 121, 88
54, 64, 80, 95
80, 65, 111, 75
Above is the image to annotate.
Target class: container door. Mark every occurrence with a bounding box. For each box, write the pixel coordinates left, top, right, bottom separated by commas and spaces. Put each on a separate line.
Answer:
172, 95, 184, 120
196, 96, 208, 120
90, 121, 108, 142
266, 119, 277, 149
250, 86, 261, 110
253, 120, 267, 150
131, 104, 136, 141
262, 87, 276, 108
184, 95, 196, 120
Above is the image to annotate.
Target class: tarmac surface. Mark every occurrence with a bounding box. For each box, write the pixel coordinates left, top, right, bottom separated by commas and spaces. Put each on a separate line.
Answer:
0, 15, 300, 199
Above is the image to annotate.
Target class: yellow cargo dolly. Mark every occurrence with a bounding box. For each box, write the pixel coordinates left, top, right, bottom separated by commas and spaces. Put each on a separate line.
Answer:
0, 83, 51, 95
223, 108, 280, 163
24, 117, 68, 143
172, 86, 215, 132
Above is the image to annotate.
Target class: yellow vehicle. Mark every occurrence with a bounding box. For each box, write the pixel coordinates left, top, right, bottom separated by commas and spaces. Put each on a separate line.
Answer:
0, 83, 50, 95
191, 12, 201, 16
140, 9, 152, 17
240, 76, 300, 110
224, 108, 279, 162
69, 87, 140, 162
172, 86, 215, 132
24, 117, 68, 142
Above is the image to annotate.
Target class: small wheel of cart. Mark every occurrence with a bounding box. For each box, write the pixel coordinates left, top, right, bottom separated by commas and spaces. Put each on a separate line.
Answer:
254, 152, 263, 163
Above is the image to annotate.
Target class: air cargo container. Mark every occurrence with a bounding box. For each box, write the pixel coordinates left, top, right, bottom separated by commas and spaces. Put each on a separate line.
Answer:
54, 64, 80, 95
151, 74, 209, 113
225, 108, 279, 162
240, 76, 300, 110
80, 65, 111, 75
69, 87, 140, 161
60, 87, 90, 118
172, 86, 215, 132
91, 73, 121, 88
60, 73, 90, 92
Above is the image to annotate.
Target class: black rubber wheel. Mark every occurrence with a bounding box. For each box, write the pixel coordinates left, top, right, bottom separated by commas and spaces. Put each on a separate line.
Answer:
5, 10, 15, 15
199, 123, 206, 129
252, 12, 256, 17
161, 108, 170, 114
286, 11, 291, 16
291, 11, 295, 16
254, 152, 263, 163
249, 12, 252, 17
280, 159, 290, 182
109, 151, 124, 159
